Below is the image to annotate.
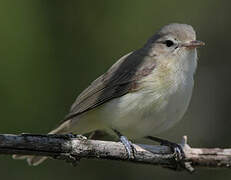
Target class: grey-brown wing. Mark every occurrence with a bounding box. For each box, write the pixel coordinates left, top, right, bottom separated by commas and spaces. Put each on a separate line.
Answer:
62, 50, 156, 122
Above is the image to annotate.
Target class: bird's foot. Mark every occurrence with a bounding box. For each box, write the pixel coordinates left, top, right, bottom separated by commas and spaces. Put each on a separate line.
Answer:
113, 129, 136, 159
120, 135, 136, 159
146, 136, 184, 161
146, 136, 194, 172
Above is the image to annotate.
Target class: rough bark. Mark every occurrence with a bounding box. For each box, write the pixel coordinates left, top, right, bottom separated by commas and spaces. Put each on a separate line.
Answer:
1, 134, 231, 172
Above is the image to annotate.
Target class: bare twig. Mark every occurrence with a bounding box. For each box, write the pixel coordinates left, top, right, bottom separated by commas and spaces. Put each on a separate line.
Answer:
0, 134, 231, 172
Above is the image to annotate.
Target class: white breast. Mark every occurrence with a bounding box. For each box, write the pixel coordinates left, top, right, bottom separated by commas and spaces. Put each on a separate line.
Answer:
100, 50, 197, 139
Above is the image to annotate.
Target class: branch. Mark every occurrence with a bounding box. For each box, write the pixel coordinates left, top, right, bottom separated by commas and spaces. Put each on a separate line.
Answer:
1, 134, 231, 172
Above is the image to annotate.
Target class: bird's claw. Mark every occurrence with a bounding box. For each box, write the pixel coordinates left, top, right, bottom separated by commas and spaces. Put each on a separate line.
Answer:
120, 136, 136, 159
146, 136, 192, 171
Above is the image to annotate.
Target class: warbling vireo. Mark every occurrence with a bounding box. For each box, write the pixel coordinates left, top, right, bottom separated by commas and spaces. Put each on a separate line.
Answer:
13, 23, 204, 165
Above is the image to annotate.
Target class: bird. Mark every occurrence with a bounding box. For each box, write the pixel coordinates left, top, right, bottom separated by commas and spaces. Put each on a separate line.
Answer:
13, 23, 204, 166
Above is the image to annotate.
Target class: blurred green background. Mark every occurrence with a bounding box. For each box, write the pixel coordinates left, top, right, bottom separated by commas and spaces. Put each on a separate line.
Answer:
0, 0, 231, 179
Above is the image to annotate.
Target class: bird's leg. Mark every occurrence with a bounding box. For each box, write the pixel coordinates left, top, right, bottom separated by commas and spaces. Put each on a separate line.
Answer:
113, 129, 136, 159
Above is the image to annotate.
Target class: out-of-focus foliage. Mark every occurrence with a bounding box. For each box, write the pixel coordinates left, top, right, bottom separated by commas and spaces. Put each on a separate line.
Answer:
0, 0, 231, 179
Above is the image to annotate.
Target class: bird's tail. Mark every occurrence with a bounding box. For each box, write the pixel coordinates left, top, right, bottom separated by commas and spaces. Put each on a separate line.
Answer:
12, 123, 70, 166
13, 112, 99, 166
12, 154, 48, 166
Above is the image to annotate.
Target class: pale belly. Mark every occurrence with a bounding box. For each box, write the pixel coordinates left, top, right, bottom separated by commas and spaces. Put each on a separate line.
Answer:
99, 80, 193, 139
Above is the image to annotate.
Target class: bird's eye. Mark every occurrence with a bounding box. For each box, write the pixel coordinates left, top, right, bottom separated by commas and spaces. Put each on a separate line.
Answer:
164, 40, 174, 47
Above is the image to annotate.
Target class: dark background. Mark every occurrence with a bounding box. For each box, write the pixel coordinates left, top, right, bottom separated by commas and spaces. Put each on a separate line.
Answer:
0, 0, 231, 179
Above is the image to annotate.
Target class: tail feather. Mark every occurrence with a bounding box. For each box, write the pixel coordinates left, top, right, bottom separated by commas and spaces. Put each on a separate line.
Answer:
12, 121, 72, 166
13, 155, 48, 166
13, 115, 97, 166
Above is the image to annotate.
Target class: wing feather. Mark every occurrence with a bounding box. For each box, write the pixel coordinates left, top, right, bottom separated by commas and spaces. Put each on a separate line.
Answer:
62, 50, 156, 122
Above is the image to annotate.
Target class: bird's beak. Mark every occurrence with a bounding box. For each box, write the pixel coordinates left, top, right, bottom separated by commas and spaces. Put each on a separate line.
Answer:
182, 40, 205, 49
